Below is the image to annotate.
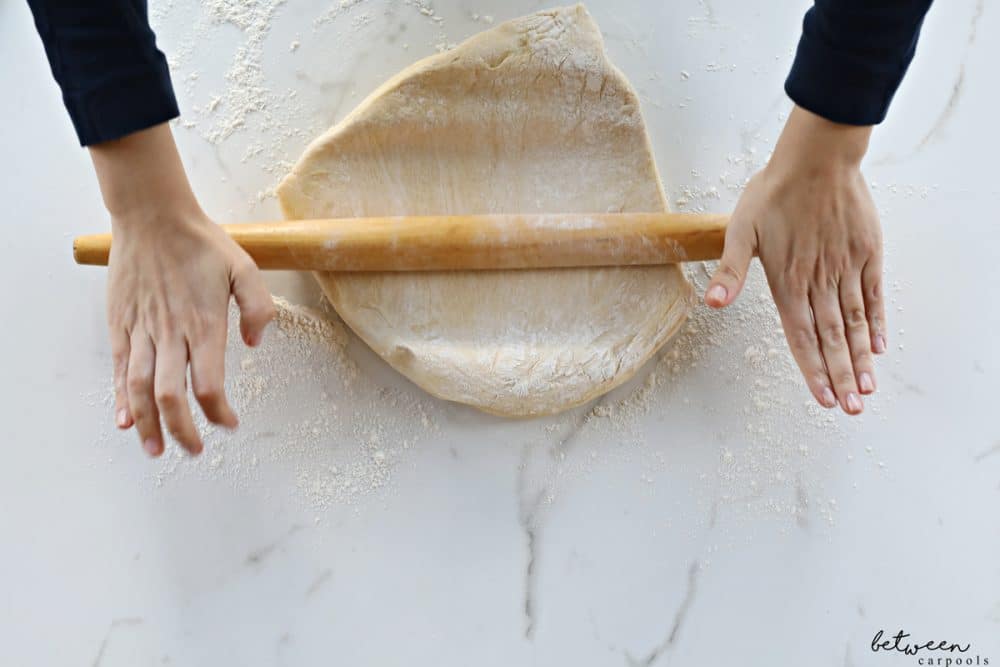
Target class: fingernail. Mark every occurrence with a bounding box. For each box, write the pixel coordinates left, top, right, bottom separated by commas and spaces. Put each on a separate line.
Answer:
706, 284, 727, 305
116, 409, 129, 428
859, 372, 876, 393
143, 438, 161, 457
874, 334, 887, 354
821, 387, 837, 408
846, 393, 863, 414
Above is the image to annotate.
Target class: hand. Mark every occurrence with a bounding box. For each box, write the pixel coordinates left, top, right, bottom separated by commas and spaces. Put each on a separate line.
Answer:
704, 106, 886, 415
91, 124, 275, 456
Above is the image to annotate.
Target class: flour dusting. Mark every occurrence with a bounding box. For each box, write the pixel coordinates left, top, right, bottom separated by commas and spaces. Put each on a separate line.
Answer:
89, 297, 440, 512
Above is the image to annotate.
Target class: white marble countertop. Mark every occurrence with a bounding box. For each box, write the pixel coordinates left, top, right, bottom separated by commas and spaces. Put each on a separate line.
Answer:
1, 0, 998, 665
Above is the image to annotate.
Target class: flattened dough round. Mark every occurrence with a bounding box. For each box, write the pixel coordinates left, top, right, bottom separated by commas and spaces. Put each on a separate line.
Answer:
277, 4, 692, 416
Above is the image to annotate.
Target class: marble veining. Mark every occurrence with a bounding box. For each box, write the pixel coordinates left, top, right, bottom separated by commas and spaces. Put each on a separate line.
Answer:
625, 560, 702, 666
915, 0, 984, 151
974, 440, 1000, 463
91, 617, 143, 667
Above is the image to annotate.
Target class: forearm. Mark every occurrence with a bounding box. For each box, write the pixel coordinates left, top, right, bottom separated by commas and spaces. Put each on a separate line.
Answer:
89, 124, 201, 227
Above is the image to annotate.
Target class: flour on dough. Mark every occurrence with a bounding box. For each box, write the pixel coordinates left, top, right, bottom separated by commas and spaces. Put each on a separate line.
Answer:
277, 4, 692, 416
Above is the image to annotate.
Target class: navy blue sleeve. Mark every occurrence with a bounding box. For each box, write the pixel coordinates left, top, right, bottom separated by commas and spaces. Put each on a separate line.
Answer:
785, 0, 934, 125
27, 0, 180, 146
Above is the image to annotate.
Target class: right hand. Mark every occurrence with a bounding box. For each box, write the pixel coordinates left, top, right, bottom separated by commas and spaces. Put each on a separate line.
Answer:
91, 123, 274, 457
108, 211, 274, 457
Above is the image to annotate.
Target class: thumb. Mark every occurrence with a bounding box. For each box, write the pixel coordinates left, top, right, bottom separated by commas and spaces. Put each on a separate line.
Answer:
705, 221, 754, 308
231, 259, 276, 347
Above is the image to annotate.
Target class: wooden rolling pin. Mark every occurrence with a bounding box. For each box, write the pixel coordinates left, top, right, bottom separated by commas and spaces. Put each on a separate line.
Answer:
73, 212, 728, 272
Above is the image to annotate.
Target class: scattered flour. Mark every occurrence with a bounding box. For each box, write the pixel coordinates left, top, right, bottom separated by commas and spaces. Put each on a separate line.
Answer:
88, 297, 440, 513
154, 0, 468, 205
123, 3, 902, 529
513, 256, 886, 528
84, 264, 893, 530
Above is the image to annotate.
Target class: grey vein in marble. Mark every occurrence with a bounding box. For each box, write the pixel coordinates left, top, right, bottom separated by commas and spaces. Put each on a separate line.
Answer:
844, 642, 856, 667
626, 560, 702, 666
246, 524, 302, 567
707, 498, 719, 528
305, 568, 333, 597
973, 440, 1000, 463
915, 67, 965, 153
889, 371, 925, 396
880, 0, 984, 163
275, 632, 292, 658
795, 475, 810, 530
517, 398, 601, 639
91, 617, 143, 667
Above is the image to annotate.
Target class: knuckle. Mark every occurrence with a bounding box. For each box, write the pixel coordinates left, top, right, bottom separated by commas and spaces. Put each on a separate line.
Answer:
787, 326, 817, 353
782, 259, 812, 286
127, 372, 152, 394
810, 371, 831, 388
112, 350, 130, 369
819, 324, 847, 349
194, 383, 223, 405
719, 262, 743, 283
834, 370, 857, 387
185, 310, 212, 340
155, 389, 181, 409
166, 421, 192, 442
849, 235, 878, 257
866, 281, 883, 304
853, 349, 874, 367
844, 307, 868, 329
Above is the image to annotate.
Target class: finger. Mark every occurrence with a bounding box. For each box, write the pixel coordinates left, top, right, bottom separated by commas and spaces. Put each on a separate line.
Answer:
126, 332, 163, 457
840, 275, 877, 395
706, 219, 755, 308
110, 328, 133, 429
811, 287, 863, 415
862, 258, 887, 355
154, 339, 204, 456
231, 259, 275, 347
774, 288, 838, 409
190, 326, 238, 429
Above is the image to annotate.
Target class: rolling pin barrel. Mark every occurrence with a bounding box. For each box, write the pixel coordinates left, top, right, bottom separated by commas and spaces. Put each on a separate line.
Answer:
72, 212, 729, 271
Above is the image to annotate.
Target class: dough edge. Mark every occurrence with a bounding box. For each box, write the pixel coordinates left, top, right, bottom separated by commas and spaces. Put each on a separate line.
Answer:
277, 4, 693, 417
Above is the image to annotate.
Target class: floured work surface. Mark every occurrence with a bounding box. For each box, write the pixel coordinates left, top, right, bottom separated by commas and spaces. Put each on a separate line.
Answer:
278, 4, 692, 416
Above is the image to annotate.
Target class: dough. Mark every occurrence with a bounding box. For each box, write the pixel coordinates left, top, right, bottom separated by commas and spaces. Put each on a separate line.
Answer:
277, 4, 692, 416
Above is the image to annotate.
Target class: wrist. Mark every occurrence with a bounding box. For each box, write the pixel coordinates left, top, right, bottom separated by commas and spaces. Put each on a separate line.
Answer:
767, 105, 871, 177
89, 124, 203, 228
109, 206, 210, 239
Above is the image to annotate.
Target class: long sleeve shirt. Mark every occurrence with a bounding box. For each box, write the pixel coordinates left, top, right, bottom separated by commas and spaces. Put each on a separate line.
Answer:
27, 0, 178, 146
785, 0, 935, 125
29, 1, 934, 146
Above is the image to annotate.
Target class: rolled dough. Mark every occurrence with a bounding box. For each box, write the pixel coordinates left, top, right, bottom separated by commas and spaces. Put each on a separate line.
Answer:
277, 4, 692, 417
